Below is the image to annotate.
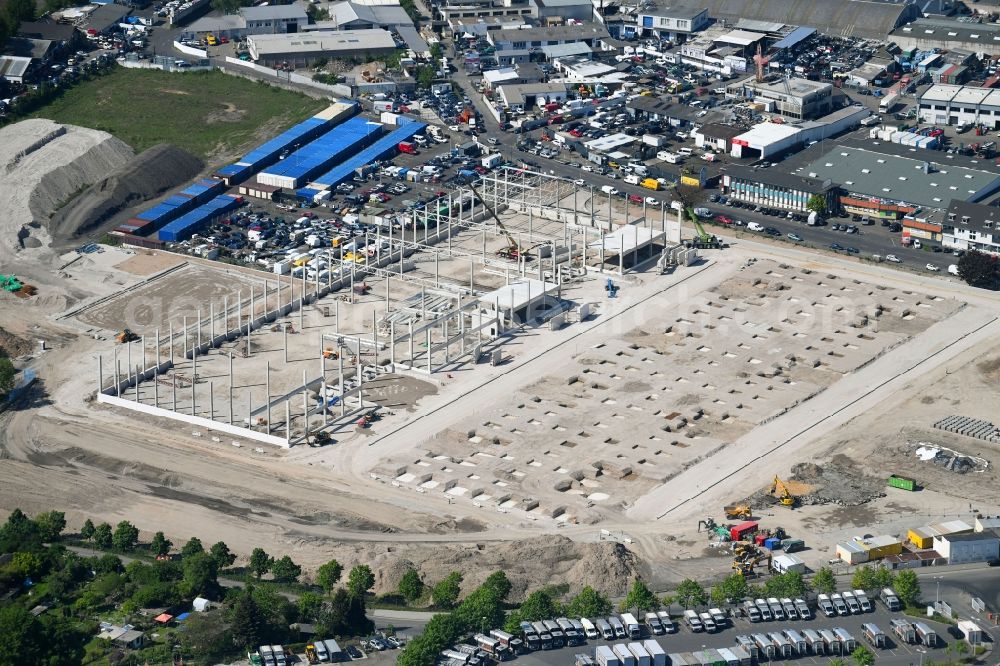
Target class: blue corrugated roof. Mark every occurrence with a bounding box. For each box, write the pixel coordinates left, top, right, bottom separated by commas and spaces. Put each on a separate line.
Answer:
772, 26, 816, 51
240, 117, 330, 168
158, 195, 241, 242
308, 123, 426, 190
216, 164, 243, 176
297, 188, 320, 199
258, 117, 382, 186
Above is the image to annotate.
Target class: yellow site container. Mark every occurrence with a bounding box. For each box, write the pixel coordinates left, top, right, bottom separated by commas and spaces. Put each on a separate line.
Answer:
861, 535, 903, 559
908, 527, 933, 549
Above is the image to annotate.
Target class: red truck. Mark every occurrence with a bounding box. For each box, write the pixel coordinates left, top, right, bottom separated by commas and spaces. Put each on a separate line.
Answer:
398, 141, 417, 154
730, 520, 759, 541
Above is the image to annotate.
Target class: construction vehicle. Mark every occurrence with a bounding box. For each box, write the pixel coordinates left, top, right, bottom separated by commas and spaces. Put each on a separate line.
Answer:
322, 348, 339, 359
304, 644, 318, 665
725, 504, 752, 520
116, 329, 140, 344
697, 517, 732, 541
770, 476, 797, 507
732, 542, 769, 576
685, 208, 722, 248
468, 183, 546, 261
356, 408, 382, 428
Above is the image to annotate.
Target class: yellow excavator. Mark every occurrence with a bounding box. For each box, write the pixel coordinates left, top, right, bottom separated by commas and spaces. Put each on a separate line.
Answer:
468, 183, 548, 261
770, 476, 797, 508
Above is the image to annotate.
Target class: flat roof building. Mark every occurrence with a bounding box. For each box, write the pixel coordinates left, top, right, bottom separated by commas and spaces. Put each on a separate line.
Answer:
241, 3, 309, 35
730, 123, 803, 159
635, 2, 710, 42
732, 75, 835, 120
918, 84, 1000, 129
722, 164, 837, 213
488, 22, 610, 51
799, 144, 1000, 212
247, 28, 396, 67
496, 82, 568, 110
890, 17, 1000, 53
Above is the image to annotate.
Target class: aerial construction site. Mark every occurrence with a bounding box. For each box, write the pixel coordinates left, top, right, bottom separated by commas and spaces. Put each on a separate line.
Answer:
3, 122, 1000, 598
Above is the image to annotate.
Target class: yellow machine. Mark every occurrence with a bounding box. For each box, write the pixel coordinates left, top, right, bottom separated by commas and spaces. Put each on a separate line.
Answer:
116, 329, 139, 344
724, 504, 752, 520
770, 476, 797, 507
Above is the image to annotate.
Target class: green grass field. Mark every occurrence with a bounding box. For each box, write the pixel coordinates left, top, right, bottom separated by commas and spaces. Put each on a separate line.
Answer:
29, 68, 327, 164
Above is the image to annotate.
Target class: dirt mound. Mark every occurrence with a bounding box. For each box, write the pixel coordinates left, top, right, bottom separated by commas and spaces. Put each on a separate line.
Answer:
0, 119, 134, 253
742, 455, 884, 509
0, 326, 33, 358
331, 535, 640, 601
978, 356, 1000, 383
48, 144, 203, 247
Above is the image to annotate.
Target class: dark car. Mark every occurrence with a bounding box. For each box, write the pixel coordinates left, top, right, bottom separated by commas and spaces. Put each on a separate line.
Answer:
346, 645, 363, 659
830, 242, 844, 251
846, 246, 860, 254
765, 227, 781, 236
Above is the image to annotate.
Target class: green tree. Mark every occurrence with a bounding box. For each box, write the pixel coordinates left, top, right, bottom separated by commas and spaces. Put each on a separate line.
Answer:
0, 605, 43, 665
248, 548, 272, 579
210, 0, 241, 14
894, 569, 921, 606
624, 578, 659, 615
566, 585, 612, 618
150, 531, 172, 557
828, 659, 846, 666
430, 42, 443, 61
271, 555, 301, 583
873, 566, 895, 590
92, 522, 113, 549
806, 194, 827, 215
297, 590, 325, 621
851, 565, 879, 592
813, 567, 837, 596
347, 564, 375, 597
94, 553, 122, 574
764, 571, 808, 598
674, 579, 708, 608
8, 551, 42, 579
957, 250, 999, 289
111, 520, 139, 552
431, 571, 463, 609
182, 552, 219, 597
80, 518, 95, 541
416, 65, 435, 89
398, 568, 424, 602
4, 0, 36, 23
181, 536, 204, 559
0, 508, 40, 553
851, 644, 875, 666
316, 559, 343, 592
181, 610, 232, 664
714, 573, 750, 605
34, 510, 65, 542
0, 358, 12, 398
229, 589, 265, 649
517, 589, 560, 622
210, 541, 236, 569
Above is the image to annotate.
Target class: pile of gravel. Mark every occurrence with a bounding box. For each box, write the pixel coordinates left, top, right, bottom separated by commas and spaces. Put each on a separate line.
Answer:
49, 144, 203, 248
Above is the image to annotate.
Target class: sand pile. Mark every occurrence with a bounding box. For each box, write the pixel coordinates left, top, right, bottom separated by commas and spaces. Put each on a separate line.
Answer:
49, 144, 203, 248
0, 325, 33, 358
0, 119, 133, 253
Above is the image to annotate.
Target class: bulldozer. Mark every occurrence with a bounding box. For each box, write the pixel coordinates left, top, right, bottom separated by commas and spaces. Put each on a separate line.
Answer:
116, 329, 140, 344
770, 476, 797, 507
724, 503, 752, 520
323, 348, 339, 359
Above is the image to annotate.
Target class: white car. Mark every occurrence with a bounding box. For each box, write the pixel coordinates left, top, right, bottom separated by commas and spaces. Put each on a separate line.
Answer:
645, 197, 659, 205
581, 165, 594, 172
574, 178, 586, 186
926, 263, 940, 271
885, 254, 901, 263
487, 137, 498, 145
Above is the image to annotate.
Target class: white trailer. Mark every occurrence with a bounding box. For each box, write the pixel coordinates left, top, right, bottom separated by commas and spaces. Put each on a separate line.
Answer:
614, 643, 637, 666
643, 640, 666, 666
596, 646, 620, 666
628, 641, 651, 666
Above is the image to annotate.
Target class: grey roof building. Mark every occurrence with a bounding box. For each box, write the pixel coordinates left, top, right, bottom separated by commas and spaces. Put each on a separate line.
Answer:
798, 144, 1000, 210
889, 17, 1000, 53
247, 28, 396, 66
242, 3, 308, 35
943, 199, 1000, 255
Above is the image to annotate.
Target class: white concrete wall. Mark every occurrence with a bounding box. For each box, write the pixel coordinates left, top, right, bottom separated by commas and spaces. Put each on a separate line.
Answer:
97, 392, 290, 448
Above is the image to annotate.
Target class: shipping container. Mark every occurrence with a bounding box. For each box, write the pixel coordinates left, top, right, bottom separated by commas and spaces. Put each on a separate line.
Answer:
728, 645, 752, 666
730, 521, 758, 541
888, 475, 916, 491
668, 654, 688, 666
629, 642, 651, 666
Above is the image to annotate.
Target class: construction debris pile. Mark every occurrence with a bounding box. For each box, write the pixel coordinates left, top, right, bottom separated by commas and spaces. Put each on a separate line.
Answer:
914, 442, 989, 475
743, 456, 884, 508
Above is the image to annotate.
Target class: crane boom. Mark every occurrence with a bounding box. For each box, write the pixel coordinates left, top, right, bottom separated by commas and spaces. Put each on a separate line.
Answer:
467, 183, 521, 257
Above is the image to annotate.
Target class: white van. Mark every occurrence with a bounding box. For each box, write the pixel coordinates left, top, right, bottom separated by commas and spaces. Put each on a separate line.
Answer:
657, 151, 681, 163
948, 264, 959, 275
678, 147, 694, 156
747, 222, 764, 232
624, 174, 640, 185
600, 185, 619, 195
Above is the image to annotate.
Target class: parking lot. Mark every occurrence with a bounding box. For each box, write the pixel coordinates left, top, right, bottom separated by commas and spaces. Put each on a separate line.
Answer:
498, 605, 956, 666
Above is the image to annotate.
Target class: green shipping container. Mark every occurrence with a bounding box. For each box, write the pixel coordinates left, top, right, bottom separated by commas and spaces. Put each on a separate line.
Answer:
888, 475, 916, 491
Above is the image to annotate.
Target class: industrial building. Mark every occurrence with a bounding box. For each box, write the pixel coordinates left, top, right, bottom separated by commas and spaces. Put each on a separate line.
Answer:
693, 123, 744, 153
918, 84, 1000, 129
798, 144, 1000, 217
242, 4, 309, 35
634, 3, 710, 42
246, 28, 396, 68
890, 17, 1000, 54
729, 123, 802, 159
487, 23, 610, 53
496, 82, 569, 111
721, 165, 837, 213
942, 200, 1000, 256
731, 76, 835, 120
933, 532, 1000, 565
907, 519, 973, 549
215, 103, 358, 185
836, 535, 903, 565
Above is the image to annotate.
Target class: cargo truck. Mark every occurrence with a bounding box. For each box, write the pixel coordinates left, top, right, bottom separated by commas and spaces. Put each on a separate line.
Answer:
830, 593, 850, 616
530, 621, 552, 649
699, 612, 717, 633
482, 153, 503, 169
643, 640, 666, 666
259, 645, 275, 666
752, 634, 776, 659
580, 618, 599, 639
557, 618, 580, 645
769, 632, 792, 658
684, 610, 704, 632
709, 608, 727, 627
490, 629, 522, 655
628, 642, 651, 666
475, 633, 509, 660
734, 636, 759, 661
891, 619, 915, 644
834, 628, 857, 652
780, 598, 797, 620
802, 629, 825, 655
754, 599, 772, 621
880, 588, 901, 611
570, 619, 586, 642
854, 589, 873, 612
914, 622, 937, 647
614, 643, 637, 666
767, 598, 785, 621
596, 645, 620, 666
819, 629, 840, 655
314, 640, 329, 662
842, 591, 862, 614
577, 655, 596, 666
621, 613, 641, 639
817, 594, 836, 617
862, 623, 886, 648
645, 612, 664, 635
728, 645, 753, 666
